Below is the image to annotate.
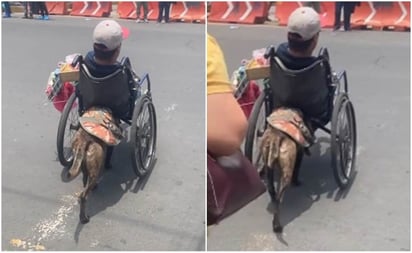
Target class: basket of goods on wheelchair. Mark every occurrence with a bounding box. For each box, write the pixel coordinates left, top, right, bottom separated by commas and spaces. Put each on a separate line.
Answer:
45, 54, 80, 112
232, 48, 269, 119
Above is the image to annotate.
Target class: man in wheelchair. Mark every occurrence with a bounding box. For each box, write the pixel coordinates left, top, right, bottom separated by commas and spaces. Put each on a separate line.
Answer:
78, 19, 139, 168
271, 6, 331, 133
266, 6, 332, 155
276, 6, 320, 71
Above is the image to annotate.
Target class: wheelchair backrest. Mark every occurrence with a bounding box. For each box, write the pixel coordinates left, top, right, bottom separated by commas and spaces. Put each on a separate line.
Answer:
268, 50, 332, 122
76, 61, 131, 119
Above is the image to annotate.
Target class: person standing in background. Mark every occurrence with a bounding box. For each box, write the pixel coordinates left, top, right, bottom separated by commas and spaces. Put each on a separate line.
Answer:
37, 2, 49, 20
22, 2, 33, 19
2, 1, 11, 18
135, 2, 149, 23
333, 2, 360, 31
157, 2, 172, 23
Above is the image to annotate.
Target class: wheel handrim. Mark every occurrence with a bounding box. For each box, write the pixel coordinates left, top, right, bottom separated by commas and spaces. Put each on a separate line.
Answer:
135, 101, 155, 170
335, 99, 355, 182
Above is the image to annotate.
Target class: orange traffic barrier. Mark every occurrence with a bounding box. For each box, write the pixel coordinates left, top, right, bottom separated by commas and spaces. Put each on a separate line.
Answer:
208, 2, 269, 24
143, 2, 160, 21
274, 2, 301, 26
275, 2, 335, 28
46, 2, 69, 15
318, 2, 335, 28
117, 2, 136, 19
275, 2, 410, 31
351, 2, 383, 30
70, 2, 112, 17
117, 2, 160, 21
170, 2, 206, 23
351, 2, 410, 31
392, 1, 410, 30
368, 2, 410, 31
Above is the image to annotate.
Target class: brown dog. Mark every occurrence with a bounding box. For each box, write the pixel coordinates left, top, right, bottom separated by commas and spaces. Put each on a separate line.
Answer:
67, 127, 106, 224
260, 108, 313, 233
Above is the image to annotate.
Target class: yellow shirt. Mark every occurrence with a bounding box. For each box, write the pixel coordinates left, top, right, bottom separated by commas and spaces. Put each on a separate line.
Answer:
207, 34, 233, 95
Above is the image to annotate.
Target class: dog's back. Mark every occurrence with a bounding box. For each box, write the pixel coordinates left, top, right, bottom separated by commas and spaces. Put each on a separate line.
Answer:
68, 127, 105, 180
261, 126, 297, 179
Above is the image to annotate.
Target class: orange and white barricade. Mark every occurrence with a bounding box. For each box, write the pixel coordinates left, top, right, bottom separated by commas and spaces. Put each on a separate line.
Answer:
274, 2, 410, 31
70, 2, 112, 17
46, 2, 69, 15
208, 2, 269, 24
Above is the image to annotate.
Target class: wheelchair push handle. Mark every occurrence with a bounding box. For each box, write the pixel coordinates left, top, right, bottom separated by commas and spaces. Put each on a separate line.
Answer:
264, 45, 275, 59
71, 54, 83, 68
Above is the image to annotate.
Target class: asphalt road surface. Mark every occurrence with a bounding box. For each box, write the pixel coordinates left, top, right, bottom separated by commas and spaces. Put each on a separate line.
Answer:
2, 16, 205, 250
207, 24, 410, 251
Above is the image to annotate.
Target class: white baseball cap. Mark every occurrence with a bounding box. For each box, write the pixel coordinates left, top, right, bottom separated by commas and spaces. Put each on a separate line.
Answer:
93, 19, 123, 50
287, 7, 321, 41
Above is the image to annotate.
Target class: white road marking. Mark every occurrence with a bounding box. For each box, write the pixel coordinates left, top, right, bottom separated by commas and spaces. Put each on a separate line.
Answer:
164, 104, 178, 112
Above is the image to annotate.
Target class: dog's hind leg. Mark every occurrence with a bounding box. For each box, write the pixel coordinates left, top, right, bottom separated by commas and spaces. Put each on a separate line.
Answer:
79, 179, 97, 224
266, 166, 276, 203
273, 139, 296, 233
79, 142, 105, 224
79, 166, 99, 224
272, 195, 282, 233
261, 128, 280, 201
81, 166, 88, 188
292, 149, 304, 186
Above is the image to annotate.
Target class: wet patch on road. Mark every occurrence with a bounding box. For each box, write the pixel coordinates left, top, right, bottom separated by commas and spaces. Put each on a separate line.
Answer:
9, 193, 79, 251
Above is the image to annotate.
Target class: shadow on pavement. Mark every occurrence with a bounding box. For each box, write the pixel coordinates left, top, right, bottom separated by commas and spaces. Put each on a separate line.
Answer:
265, 135, 358, 239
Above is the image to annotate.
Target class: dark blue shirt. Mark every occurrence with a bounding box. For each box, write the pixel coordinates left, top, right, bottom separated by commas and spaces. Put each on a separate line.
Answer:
275, 42, 317, 70
84, 51, 122, 78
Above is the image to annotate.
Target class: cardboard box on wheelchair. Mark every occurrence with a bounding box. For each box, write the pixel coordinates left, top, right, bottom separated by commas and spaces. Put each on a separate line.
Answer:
59, 63, 79, 82
245, 59, 270, 80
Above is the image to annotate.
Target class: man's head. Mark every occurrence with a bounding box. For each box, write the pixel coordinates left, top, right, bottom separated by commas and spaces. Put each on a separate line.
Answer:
93, 19, 123, 63
287, 7, 320, 56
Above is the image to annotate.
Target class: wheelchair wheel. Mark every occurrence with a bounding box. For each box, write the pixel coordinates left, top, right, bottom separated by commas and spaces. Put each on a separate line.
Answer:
331, 93, 357, 189
130, 94, 157, 177
244, 92, 267, 168
56, 92, 80, 167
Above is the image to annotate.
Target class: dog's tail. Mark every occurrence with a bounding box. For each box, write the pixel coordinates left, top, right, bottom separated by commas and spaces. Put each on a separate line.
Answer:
262, 128, 281, 168
67, 139, 88, 180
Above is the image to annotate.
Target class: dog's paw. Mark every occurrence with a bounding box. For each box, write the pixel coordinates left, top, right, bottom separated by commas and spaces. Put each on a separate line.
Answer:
273, 224, 283, 234
80, 215, 90, 224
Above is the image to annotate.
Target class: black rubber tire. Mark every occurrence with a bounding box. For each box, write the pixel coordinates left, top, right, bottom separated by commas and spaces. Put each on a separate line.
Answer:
331, 93, 357, 189
56, 92, 79, 167
130, 95, 157, 177
244, 91, 266, 165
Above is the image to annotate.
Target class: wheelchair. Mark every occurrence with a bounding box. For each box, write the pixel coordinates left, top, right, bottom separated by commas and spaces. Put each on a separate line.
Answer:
56, 55, 157, 177
244, 45, 357, 189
